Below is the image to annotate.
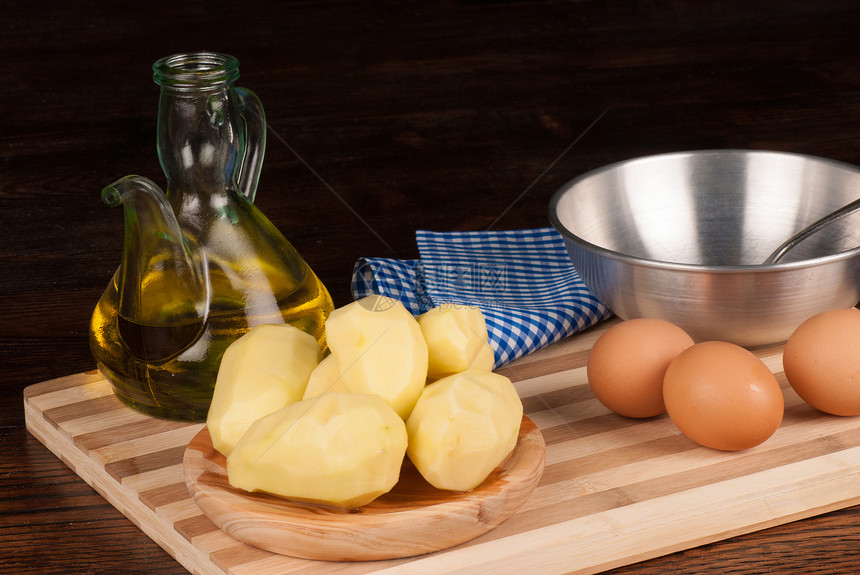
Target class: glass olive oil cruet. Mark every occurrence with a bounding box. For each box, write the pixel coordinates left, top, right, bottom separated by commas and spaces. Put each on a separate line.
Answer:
90, 52, 334, 421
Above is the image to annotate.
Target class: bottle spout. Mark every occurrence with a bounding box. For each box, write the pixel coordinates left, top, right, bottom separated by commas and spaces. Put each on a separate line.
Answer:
104, 175, 209, 361
102, 173, 176, 209
103, 177, 141, 208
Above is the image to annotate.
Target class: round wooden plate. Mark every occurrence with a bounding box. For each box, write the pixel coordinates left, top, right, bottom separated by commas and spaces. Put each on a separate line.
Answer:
183, 416, 546, 561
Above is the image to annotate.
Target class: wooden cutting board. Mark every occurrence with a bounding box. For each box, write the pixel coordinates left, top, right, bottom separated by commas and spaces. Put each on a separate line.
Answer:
23, 318, 860, 575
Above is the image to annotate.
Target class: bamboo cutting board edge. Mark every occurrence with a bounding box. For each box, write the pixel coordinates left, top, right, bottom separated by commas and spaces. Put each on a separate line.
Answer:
23, 396, 218, 575
22, 325, 860, 575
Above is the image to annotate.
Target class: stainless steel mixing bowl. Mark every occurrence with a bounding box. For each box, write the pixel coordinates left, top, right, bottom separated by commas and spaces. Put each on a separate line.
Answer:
548, 150, 860, 347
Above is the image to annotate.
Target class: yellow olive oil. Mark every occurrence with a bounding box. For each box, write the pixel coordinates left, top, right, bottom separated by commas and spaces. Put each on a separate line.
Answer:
90, 266, 332, 422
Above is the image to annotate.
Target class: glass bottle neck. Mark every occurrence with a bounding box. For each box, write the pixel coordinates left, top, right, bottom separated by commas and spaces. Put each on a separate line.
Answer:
156, 86, 243, 195
153, 53, 244, 199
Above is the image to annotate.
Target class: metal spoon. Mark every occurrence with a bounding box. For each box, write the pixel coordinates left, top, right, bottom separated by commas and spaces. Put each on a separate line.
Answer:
763, 197, 860, 264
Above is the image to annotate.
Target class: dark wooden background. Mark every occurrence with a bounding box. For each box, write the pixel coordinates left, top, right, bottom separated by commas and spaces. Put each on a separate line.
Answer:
2, 1, 859, 573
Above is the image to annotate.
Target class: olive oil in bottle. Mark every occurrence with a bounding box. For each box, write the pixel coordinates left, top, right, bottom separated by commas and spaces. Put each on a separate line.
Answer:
91, 266, 332, 422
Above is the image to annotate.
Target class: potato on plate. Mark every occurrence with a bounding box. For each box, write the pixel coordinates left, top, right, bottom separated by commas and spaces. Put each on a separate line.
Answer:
207, 324, 321, 456
406, 368, 523, 492
324, 295, 428, 419
227, 392, 408, 510
418, 303, 496, 380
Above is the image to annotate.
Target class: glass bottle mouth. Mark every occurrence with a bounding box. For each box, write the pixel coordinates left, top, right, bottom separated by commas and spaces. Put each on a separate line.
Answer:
153, 52, 240, 91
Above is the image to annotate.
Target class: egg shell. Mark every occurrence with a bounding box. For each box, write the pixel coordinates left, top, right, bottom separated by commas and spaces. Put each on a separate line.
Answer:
783, 307, 860, 416
586, 318, 694, 418
663, 341, 784, 451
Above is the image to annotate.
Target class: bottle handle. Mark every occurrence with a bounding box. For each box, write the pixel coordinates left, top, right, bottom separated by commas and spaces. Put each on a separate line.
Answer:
234, 87, 266, 202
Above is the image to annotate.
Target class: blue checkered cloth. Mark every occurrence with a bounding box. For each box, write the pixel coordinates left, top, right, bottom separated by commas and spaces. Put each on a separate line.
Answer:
351, 227, 612, 368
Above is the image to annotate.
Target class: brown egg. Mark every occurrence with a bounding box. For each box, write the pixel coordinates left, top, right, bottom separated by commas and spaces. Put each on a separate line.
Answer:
783, 307, 860, 416
586, 318, 694, 418
663, 341, 783, 451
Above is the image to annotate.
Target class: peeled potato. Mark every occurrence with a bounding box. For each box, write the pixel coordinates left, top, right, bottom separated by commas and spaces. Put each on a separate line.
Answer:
325, 295, 429, 419
418, 304, 496, 380
406, 368, 523, 491
226, 392, 408, 510
301, 354, 348, 399
207, 323, 321, 456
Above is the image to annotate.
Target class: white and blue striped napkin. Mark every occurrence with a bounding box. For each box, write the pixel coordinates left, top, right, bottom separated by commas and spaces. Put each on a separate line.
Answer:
351, 227, 612, 368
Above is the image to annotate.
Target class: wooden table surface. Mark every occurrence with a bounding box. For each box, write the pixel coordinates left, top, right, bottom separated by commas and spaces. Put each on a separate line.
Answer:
2, 1, 859, 573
